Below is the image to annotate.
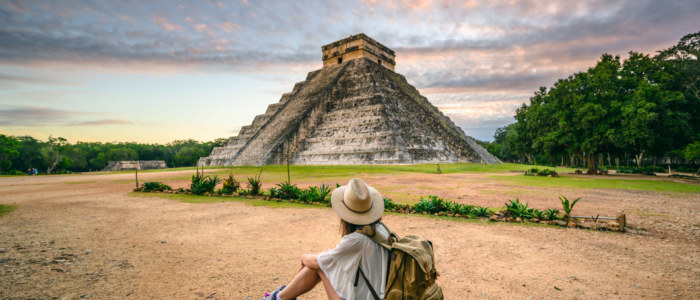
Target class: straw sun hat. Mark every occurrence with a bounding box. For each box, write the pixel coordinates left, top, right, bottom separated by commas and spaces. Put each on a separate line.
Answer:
331, 178, 384, 225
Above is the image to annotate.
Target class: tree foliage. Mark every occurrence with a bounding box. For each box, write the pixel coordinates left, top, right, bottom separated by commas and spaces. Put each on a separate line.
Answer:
0, 135, 221, 174
485, 31, 700, 172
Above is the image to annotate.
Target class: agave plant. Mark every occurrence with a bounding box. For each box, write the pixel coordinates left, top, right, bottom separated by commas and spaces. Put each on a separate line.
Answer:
473, 206, 490, 217
543, 208, 559, 221
505, 198, 534, 219
413, 198, 436, 214
221, 173, 239, 194
267, 187, 279, 198
457, 204, 474, 216
276, 181, 301, 199
142, 181, 171, 192
316, 184, 332, 203
559, 195, 580, 220
190, 174, 220, 195
383, 196, 398, 211
531, 209, 544, 220
445, 201, 459, 215
246, 174, 262, 196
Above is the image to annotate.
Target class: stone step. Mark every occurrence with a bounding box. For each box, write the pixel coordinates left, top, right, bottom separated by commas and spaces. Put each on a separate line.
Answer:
229, 63, 348, 166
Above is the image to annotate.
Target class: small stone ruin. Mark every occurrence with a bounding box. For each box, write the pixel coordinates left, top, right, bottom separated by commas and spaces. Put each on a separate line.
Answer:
102, 160, 167, 171
199, 33, 500, 166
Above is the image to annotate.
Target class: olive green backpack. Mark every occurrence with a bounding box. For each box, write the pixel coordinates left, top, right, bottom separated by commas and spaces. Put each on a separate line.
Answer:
356, 224, 443, 300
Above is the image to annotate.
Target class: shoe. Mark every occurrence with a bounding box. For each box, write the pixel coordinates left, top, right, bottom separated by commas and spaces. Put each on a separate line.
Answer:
260, 285, 287, 300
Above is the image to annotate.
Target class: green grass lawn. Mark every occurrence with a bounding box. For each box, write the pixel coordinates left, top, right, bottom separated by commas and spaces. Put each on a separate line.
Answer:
490, 174, 700, 194
127, 163, 697, 194
0, 204, 17, 217
140, 163, 577, 183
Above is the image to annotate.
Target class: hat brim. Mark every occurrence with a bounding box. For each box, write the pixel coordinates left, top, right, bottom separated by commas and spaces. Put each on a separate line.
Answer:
331, 185, 384, 225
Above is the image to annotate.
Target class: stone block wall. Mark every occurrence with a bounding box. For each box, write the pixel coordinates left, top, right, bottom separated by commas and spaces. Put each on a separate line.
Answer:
102, 160, 168, 171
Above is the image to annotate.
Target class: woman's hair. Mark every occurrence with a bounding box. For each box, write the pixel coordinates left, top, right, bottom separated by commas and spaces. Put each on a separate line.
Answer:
340, 218, 381, 236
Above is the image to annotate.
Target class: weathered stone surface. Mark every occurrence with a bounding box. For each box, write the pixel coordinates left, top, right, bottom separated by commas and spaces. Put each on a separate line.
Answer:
199, 37, 499, 166
102, 161, 167, 171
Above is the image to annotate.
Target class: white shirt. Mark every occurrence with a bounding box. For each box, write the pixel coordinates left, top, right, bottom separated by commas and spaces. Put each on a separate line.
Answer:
317, 225, 390, 300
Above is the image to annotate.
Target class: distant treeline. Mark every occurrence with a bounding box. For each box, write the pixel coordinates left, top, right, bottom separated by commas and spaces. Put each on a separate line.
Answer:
0, 135, 226, 175
479, 31, 700, 173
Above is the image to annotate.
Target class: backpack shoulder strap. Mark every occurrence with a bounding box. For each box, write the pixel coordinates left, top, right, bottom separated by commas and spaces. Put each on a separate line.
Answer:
354, 267, 380, 300
356, 222, 398, 250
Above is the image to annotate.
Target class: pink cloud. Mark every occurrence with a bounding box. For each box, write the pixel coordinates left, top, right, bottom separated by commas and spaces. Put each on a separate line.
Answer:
154, 17, 182, 32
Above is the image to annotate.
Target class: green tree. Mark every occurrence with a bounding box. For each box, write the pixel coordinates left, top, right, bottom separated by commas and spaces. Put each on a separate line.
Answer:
174, 146, 205, 167
0, 134, 20, 173
42, 136, 69, 174
107, 147, 138, 161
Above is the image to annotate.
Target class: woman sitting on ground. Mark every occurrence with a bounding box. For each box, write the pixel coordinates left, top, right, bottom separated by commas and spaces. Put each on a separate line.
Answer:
262, 178, 390, 300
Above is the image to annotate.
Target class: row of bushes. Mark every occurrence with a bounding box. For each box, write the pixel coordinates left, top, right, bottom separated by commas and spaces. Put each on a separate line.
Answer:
503, 196, 579, 221
615, 166, 665, 175
139, 171, 583, 223
268, 182, 333, 204
524, 168, 558, 177
140, 170, 264, 196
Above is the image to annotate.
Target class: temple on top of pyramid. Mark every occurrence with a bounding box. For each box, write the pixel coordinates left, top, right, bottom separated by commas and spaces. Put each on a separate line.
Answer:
198, 34, 499, 166
322, 33, 396, 71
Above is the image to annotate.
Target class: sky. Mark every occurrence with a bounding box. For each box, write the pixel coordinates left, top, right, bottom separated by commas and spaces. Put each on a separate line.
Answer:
1, 0, 699, 143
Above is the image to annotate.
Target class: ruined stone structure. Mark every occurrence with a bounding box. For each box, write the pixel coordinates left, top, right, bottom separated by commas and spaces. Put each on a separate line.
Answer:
199, 34, 499, 166
322, 33, 395, 71
102, 160, 168, 171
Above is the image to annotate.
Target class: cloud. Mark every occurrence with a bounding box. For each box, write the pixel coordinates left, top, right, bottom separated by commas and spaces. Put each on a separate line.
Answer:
0, 106, 130, 127
1, 0, 698, 141
154, 16, 183, 32
64, 119, 133, 126
0, 73, 73, 87
0, 106, 76, 126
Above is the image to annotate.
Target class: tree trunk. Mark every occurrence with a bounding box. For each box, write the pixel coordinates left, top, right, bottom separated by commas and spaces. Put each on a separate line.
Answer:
569, 154, 575, 167
586, 154, 597, 175
607, 153, 612, 169
615, 157, 620, 170
635, 151, 644, 168
46, 155, 61, 175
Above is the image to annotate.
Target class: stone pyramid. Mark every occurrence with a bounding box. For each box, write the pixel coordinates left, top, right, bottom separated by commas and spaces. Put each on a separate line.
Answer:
199, 34, 499, 166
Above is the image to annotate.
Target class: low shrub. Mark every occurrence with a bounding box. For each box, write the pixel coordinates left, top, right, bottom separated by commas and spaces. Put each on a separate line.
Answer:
267, 187, 279, 198
559, 195, 580, 220
525, 168, 558, 177
413, 195, 447, 214
543, 209, 559, 220
276, 181, 301, 200
383, 197, 398, 211
142, 181, 171, 192
190, 171, 220, 195
505, 198, 534, 219
532, 209, 544, 220
473, 206, 490, 217
616, 166, 663, 175
246, 174, 262, 196
314, 184, 332, 203
676, 166, 698, 173
299, 186, 330, 204
221, 174, 240, 195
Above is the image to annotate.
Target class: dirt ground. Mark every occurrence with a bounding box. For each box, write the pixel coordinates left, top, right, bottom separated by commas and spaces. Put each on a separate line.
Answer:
0, 170, 698, 299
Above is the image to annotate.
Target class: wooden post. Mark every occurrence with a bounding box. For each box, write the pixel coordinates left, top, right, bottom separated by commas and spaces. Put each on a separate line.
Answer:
135, 168, 139, 189
286, 142, 291, 184
617, 214, 626, 230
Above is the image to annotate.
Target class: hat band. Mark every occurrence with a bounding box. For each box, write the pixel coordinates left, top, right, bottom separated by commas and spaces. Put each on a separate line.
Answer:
342, 199, 373, 214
